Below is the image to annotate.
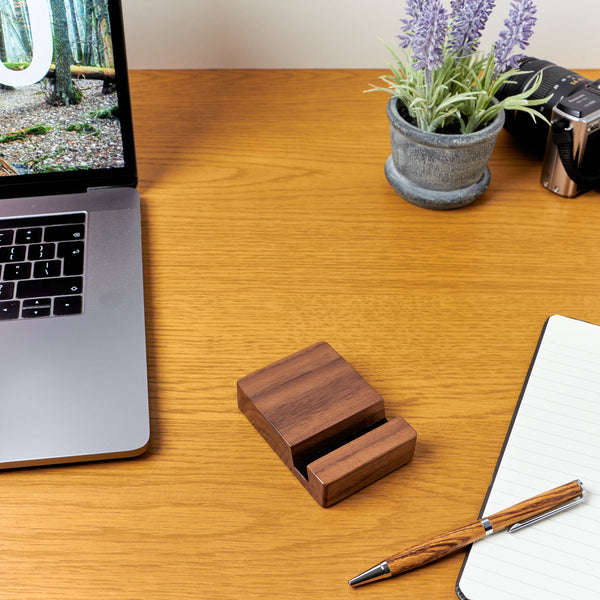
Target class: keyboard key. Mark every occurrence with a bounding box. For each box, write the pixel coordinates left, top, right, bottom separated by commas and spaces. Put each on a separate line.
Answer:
58, 241, 84, 275
22, 305, 51, 318
22, 300, 52, 318
4, 262, 32, 280
0, 281, 14, 299
16, 227, 42, 244
0, 246, 26, 262
0, 301, 19, 319
44, 224, 85, 242
0, 213, 85, 229
54, 295, 83, 316
17, 276, 83, 298
33, 260, 62, 278
28, 244, 56, 261
0, 230, 14, 245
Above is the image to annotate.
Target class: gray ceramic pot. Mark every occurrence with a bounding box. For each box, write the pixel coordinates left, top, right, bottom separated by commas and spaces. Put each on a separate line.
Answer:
385, 97, 505, 210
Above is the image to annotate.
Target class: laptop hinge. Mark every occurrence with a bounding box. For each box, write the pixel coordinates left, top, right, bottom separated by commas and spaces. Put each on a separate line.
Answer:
87, 185, 130, 191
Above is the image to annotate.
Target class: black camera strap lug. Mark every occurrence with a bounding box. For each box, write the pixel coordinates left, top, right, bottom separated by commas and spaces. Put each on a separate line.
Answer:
551, 119, 600, 190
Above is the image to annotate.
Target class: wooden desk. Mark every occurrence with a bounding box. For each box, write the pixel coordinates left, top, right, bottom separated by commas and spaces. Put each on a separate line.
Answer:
4, 69, 599, 599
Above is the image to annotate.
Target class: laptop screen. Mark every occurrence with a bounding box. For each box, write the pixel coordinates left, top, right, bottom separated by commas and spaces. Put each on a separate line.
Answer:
0, 0, 136, 197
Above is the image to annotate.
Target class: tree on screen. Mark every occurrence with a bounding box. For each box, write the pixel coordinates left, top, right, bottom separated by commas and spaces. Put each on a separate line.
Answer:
0, 0, 32, 64
49, 0, 79, 104
0, 10, 6, 63
13, 0, 31, 56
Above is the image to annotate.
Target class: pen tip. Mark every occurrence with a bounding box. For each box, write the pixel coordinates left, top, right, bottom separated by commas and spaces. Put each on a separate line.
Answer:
348, 561, 391, 587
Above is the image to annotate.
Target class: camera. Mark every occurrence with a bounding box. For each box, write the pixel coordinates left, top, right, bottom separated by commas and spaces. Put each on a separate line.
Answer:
496, 57, 600, 197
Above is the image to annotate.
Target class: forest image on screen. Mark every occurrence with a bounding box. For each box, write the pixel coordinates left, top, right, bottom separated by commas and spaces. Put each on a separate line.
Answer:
0, 0, 124, 177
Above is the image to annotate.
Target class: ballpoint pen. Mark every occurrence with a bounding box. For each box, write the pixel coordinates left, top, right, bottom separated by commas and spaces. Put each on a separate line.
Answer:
349, 479, 585, 587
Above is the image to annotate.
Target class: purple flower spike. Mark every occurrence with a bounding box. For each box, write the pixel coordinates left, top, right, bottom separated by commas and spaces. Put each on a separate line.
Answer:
398, 0, 426, 48
494, 0, 537, 73
449, 0, 496, 56
411, 0, 448, 76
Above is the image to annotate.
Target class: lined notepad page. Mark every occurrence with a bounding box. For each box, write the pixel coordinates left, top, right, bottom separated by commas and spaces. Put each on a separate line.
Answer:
457, 315, 600, 600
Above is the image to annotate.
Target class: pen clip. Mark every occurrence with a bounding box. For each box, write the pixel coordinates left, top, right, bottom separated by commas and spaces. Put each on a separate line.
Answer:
508, 490, 585, 534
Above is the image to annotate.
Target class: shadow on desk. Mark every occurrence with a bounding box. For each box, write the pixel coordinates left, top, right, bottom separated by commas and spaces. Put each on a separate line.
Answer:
130, 70, 234, 186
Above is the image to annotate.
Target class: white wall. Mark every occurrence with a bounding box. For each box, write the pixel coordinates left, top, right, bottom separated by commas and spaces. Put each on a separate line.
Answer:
121, 0, 599, 70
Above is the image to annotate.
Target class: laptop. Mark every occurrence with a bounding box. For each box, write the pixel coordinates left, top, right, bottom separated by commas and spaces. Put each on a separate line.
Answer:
0, 0, 149, 468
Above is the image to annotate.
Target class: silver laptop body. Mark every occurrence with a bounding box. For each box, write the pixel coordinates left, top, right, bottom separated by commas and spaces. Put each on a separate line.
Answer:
0, 0, 149, 468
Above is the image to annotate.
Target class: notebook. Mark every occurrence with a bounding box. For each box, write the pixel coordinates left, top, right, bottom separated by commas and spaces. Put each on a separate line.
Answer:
456, 315, 600, 599
0, 0, 149, 467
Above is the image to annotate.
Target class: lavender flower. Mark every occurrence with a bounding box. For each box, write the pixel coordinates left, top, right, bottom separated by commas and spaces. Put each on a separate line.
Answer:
410, 0, 448, 81
449, 0, 496, 56
494, 0, 537, 73
370, 0, 544, 133
397, 0, 426, 48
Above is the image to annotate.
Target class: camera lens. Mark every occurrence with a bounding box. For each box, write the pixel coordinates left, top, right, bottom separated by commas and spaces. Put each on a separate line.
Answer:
495, 57, 592, 154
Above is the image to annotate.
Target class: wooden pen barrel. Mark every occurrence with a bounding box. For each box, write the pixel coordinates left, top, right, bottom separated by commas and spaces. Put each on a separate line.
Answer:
387, 479, 583, 576
486, 480, 583, 531
387, 521, 486, 576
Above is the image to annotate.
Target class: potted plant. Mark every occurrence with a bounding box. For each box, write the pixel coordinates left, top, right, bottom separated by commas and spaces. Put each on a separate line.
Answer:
369, 0, 547, 209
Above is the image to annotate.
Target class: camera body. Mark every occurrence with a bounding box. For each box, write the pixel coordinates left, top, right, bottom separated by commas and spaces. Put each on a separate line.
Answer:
542, 82, 600, 197
497, 58, 600, 197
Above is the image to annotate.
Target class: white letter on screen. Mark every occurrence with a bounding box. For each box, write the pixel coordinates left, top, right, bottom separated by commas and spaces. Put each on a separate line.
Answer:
0, 0, 53, 88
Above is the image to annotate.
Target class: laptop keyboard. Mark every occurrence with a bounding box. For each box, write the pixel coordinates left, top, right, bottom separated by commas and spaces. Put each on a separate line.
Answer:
0, 212, 85, 320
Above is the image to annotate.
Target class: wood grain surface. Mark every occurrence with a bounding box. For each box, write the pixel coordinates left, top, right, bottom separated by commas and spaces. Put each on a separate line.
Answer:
2, 69, 599, 599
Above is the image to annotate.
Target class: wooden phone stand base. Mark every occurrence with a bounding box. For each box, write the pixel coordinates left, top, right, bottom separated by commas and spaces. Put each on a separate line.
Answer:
237, 342, 417, 507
